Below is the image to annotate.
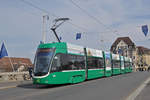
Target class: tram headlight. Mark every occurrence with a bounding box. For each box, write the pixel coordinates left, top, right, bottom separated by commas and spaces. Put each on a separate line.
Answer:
45, 80, 48, 83
36, 79, 40, 83
53, 75, 56, 77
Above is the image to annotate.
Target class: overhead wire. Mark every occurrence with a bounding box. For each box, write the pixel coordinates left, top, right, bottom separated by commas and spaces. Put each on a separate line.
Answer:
20, 0, 112, 48
69, 0, 150, 41
69, 0, 109, 29
21, 0, 90, 32
69, 0, 119, 35
20, 0, 149, 50
21, 0, 57, 18
15, 1, 41, 17
69, 0, 150, 48
21, 0, 119, 34
69, 0, 121, 50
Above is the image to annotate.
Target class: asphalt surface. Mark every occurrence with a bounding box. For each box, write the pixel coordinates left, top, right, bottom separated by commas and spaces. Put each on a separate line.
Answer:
135, 78, 150, 100
0, 72, 150, 100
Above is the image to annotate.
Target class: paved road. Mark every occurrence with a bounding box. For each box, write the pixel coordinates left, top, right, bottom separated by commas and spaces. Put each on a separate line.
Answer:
0, 72, 150, 100
135, 77, 150, 100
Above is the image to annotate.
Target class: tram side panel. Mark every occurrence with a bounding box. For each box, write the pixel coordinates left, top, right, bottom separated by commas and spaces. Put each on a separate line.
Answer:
51, 53, 86, 84
104, 52, 112, 77
120, 56, 125, 74
112, 54, 121, 75
86, 48, 105, 80
129, 58, 133, 73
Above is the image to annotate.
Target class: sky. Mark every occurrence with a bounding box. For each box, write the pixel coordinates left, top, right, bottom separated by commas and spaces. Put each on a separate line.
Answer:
0, 0, 150, 62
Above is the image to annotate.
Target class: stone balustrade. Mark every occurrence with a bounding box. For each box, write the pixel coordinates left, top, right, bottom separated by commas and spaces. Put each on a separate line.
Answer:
0, 71, 31, 82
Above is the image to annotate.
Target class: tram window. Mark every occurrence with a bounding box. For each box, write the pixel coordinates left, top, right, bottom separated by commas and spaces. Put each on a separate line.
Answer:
112, 60, 120, 68
130, 62, 133, 67
97, 58, 104, 68
51, 54, 64, 72
51, 53, 85, 72
121, 61, 124, 68
124, 62, 126, 67
66, 54, 85, 70
127, 62, 130, 67
124, 62, 130, 67
87, 57, 104, 69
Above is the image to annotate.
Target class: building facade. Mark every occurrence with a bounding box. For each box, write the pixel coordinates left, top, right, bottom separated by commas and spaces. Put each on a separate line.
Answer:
110, 37, 150, 70
110, 37, 136, 59
135, 46, 150, 69
0, 57, 33, 72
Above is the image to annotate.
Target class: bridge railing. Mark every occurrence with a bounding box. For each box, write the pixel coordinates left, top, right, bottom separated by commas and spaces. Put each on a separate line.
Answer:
0, 71, 30, 82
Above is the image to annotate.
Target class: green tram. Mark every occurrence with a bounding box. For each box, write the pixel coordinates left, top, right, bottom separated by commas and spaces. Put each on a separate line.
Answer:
129, 58, 133, 72
127, 58, 133, 73
120, 56, 125, 74
124, 57, 132, 73
33, 42, 132, 85
112, 54, 121, 75
104, 52, 112, 77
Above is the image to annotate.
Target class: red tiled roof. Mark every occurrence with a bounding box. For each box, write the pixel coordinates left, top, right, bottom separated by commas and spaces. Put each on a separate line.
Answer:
0, 57, 32, 72
136, 46, 150, 54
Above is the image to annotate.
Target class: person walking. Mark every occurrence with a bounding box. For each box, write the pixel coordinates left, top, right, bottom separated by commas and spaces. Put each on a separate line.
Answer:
28, 67, 33, 79
147, 65, 150, 72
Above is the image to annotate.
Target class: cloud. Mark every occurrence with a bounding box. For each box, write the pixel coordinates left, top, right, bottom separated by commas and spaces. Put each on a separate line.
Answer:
0, 0, 150, 61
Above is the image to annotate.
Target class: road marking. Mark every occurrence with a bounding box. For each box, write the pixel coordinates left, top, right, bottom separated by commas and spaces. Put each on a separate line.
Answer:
0, 86, 16, 90
125, 76, 150, 100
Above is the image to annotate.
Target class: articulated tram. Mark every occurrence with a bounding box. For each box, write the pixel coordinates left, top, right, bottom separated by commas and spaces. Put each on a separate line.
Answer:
33, 42, 133, 85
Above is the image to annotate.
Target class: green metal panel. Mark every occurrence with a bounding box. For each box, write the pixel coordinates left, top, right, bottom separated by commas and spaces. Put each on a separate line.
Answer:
38, 42, 67, 54
112, 68, 121, 75
87, 69, 104, 79
105, 70, 112, 77
121, 69, 125, 74
38, 42, 66, 48
129, 67, 133, 73
33, 70, 86, 84
125, 67, 130, 73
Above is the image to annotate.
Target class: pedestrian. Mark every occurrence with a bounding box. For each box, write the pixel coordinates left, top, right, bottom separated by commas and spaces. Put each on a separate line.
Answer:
28, 67, 33, 79
147, 65, 150, 72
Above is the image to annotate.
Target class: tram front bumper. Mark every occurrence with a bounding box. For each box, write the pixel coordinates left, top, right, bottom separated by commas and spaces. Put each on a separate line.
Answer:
33, 77, 49, 85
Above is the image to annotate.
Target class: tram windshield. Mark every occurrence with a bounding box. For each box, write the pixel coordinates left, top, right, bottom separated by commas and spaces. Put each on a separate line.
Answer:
34, 48, 55, 76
